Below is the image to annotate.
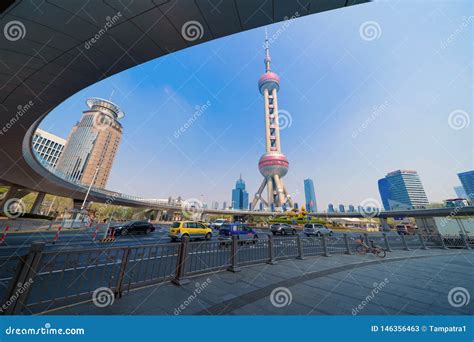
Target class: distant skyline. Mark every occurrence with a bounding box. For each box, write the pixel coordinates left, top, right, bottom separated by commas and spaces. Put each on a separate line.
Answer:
40, 1, 472, 209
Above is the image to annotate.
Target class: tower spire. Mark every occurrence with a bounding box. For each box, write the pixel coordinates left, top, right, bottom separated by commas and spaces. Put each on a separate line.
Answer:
264, 28, 271, 72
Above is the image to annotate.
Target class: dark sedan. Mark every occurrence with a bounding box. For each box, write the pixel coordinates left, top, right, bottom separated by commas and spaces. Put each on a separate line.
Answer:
112, 221, 155, 236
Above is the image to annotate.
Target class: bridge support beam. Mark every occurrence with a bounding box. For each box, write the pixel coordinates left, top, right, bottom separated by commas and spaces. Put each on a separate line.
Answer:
0, 185, 19, 210
30, 192, 46, 214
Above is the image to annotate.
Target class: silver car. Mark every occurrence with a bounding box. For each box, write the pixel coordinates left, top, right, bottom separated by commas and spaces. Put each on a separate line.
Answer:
270, 223, 296, 235
303, 223, 333, 237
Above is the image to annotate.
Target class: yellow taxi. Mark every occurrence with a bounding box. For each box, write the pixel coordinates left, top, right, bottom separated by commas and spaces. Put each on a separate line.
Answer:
169, 221, 213, 242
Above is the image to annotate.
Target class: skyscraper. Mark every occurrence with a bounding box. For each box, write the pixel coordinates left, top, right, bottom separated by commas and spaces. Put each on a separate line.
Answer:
304, 179, 317, 212
328, 204, 335, 213
32, 128, 66, 169
251, 32, 292, 211
56, 98, 123, 188
378, 170, 429, 210
458, 170, 474, 201
339, 204, 345, 213
232, 176, 249, 210
454, 185, 468, 199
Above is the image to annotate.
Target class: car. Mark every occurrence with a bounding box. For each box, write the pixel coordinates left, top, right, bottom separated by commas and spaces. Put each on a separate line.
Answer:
270, 223, 296, 235
112, 220, 155, 236
210, 219, 227, 230
396, 224, 415, 235
169, 221, 213, 241
218, 223, 259, 242
303, 223, 333, 237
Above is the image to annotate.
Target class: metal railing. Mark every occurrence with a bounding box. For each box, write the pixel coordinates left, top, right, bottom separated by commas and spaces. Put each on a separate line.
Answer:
1, 233, 470, 315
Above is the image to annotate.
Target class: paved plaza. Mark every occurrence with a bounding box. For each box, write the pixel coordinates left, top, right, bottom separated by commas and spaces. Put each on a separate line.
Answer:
48, 249, 474, 315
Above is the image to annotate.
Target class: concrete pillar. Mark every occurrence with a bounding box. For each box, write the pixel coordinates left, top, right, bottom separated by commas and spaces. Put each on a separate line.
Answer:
30, 192, 46, 214
0, 185, 19, 209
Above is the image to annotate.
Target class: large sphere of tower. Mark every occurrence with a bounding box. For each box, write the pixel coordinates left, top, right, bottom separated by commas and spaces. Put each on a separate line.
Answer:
258, 153, 289, 178
258, 72, 280, 95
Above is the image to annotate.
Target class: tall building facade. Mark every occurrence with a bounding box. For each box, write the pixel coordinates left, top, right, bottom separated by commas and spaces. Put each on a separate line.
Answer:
56, 98, 123, 188
458, 170, 474, 201
251, 33, 292, 211
304, 179, 317, 212
378, 170, 429, 210
32, 128, 66, 169
454, 185, 468, 199
232, 176, 249, 210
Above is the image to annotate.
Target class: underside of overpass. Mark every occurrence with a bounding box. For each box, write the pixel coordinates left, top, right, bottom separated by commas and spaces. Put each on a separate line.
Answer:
0, 0, 369, 208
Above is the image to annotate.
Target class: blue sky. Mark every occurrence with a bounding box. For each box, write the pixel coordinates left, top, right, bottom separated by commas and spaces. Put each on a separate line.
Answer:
40, 0, 473, 210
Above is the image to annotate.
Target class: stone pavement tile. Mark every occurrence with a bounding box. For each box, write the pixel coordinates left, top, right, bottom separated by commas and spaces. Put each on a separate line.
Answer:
294, 272, 432, 316
288, 283, 367, 315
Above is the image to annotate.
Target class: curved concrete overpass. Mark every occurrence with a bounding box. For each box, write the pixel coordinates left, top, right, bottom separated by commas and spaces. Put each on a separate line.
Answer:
0, 0, 369, 208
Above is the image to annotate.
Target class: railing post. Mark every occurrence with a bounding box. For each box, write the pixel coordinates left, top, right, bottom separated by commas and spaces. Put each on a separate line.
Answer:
4, 242, 45, 315
227, 235, 241, 272
438, 233, 448, 250
343, 233, 352, 255
115, 248, 131, 298
418, 233, 427, 250
172, 239, 190, 286
296, 235, 305, 260
267, 234, 277, 265
460, 234, 471, 250
400, 234, 410, 251
321, 234, 329, 257
363, 233, 370, 246
383, 233, 392, 252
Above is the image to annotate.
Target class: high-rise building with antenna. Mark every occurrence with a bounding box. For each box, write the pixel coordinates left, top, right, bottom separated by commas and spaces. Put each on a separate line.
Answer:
251, 32, 292, 211
56, 98, 124, 188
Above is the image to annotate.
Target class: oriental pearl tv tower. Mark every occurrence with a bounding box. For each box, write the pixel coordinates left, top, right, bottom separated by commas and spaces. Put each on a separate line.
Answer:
251, 32, 293, 211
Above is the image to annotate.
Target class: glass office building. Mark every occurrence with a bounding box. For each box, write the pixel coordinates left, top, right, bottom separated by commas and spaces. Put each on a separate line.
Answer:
378, 170, 429, 210
458, 170, 474, 201
32, 128, 66, 169
304, 178, 317, 212
231, 176, 249, 210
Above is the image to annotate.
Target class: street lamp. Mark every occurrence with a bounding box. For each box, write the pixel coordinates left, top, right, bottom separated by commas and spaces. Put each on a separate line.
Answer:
81, 165, 100, 210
